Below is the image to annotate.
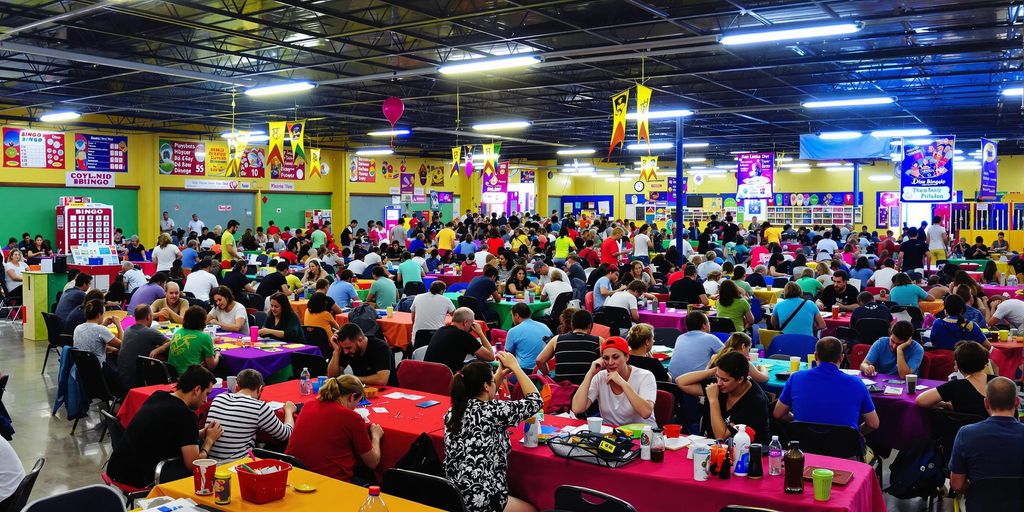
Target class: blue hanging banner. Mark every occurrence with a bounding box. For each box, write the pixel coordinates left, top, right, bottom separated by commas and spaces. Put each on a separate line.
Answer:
979, 138, 998, 201
900, 135, 955, 203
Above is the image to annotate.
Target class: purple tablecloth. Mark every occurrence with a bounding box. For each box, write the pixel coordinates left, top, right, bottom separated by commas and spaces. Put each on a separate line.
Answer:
637, 309, 688, 331
215, 332, 322, 377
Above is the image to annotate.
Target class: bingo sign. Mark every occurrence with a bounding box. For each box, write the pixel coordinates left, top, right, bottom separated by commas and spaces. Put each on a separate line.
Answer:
736, 152, 774, 199
2, 127, 65, 169
74, 134, 127, 172
900, 135, 955, 203
158, 139, 205, 175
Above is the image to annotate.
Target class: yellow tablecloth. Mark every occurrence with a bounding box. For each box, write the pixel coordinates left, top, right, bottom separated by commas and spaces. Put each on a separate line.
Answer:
751, 287, 785, 305
148, 459, 443, 511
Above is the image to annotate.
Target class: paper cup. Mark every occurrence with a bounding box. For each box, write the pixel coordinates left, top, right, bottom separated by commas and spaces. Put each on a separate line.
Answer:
831, 306, 839, 317
749, 348, 759, 362
999, 330, 1009, 342
906, 374, 918, 394
789, 356, 800, 373
587, 416, 603, 434
226, 376, 237, 392
813, 468, 834, 501
659, 302, 666, 313
807, 354, 815, 368
192, 458, 217, 495
663, 424, 682, 438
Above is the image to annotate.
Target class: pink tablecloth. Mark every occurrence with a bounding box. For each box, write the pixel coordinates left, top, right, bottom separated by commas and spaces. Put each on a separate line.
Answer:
823, 312, 851, 337
494, 416, 886, 512
990, 342, 1024, 379
783, 243, 803, 253
981, 285, 1021, 298
425, 272, 479, 286
637, 309, 688, 331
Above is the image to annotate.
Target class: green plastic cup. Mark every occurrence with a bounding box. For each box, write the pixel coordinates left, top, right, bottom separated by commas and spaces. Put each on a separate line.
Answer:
812, 468, 834, 501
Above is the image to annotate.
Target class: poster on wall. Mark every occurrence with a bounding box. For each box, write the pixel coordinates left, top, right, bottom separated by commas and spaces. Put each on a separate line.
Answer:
900, 135, 955, 203
273, 145, 305, 180
400, 172, 414, 194
158, 139, 205, 175
736, 152, 774, 199
772, 192, 854, 206
520, 170, 535, 183
348, 156, 376, 182
74, 134, 127, 172
380, 160, 399, 179
876, 191, 899, 229
2, 127, 65, 169
979, 138, 997, 201
436, 192, 453, 203
239, 146, 266, 178
429, 164, 445, 186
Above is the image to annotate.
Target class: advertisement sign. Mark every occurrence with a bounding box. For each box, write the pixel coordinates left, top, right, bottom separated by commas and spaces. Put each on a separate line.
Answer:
625, 194, 646, 205
2, 127, 65, 169
772, 192, 854, 207
66, 171, 114, 188
979, 138, 997, 201
483, 160, 509, 193
239, 146, 266, 178
900, 135, 955, 203
205, 141, 230, 177
520, 170, 535, 183
736, 152, 774, 199
436, 192, 453, 203
158, 139, 206, 175
74, 134, 127, 172
273, 145, 305, 180
400, 172, 414, 194
183, 179, 254, 190
348, 156, 376, 182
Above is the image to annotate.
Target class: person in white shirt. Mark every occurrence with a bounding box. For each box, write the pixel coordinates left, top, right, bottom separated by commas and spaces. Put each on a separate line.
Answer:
363, 249, 383, 267
815, 233, 839, 262
571, 336, 657, 428
473, 248, 490, 268
187, 213, 205, 234
631, 225, 652, 265
925, 215, 949, 263
207, 286, 249, 333
540, 272, 573, 315
160, 211, 176, 234
151, 233, 182, 272
696, 251, 722, 280
0, 436, 25, 504
410, 281, 456, 343
988, 297, 1024, 330
183, 259, 219, 302
205, 369, 295, 461
200, 237, 216, 251
703, 270, 722, 297
531, 261, 568, 291
603, 280, 647, 323
121, 261, 147, 294
868, 258, 898, 289
347, 258, 368, 276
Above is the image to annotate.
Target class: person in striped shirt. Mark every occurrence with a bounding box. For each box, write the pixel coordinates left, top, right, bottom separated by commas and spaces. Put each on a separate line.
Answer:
206, 369, 296, 461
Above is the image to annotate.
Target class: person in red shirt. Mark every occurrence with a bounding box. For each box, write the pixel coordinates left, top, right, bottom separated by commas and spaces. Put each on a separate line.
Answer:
578, 239, 601, 268
600, 227, 628, 266
486, 228, 504, 255
286, 374, 383, 483
266, 221, 281, 237
277, 249, 298, 264
880, 230, 898, 259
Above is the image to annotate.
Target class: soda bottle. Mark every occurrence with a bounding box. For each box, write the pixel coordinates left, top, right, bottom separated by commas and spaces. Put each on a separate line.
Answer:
358, 486, 389, 512
783, 441, 805, 494
768, 435, 783, 476
299, 368, 312, 396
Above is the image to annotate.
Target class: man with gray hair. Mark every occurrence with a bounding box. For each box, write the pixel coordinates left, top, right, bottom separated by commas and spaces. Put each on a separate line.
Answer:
206, 369, 296, 461
424, 306, 495, 374
949, 377, 1024, 503
121, 260, 147, 294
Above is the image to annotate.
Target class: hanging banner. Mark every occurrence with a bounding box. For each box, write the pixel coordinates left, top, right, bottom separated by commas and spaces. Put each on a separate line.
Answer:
274, 145, 305, 180
239, 146, 266, 178
450, 146, 461, 177
286, 121, 305, 166
481, 143, 498, 191
309, 148, 322, 179
639, 155, 659, 181
900, 135, 955, 203
418, 163, 428, 185
429, 164, 445, 186
497, 160, 509, 191
267, 121, 286, 178
979, 138, 998, 201
2, 128, 65, 169
74, 134, 127, 172
225, 142, 241, 178
520, 170, 535, 183
635, 84, 652, 144
483, 158, 508, 193
736, 152, 774, 199
158, 139, 205, 175
205, 141, 231, 177
400, 172, 414, 194
608, 88, 630, 158
464, 144, 475, 179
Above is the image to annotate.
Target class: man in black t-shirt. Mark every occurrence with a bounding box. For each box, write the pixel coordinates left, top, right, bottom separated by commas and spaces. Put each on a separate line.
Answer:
668, 265, 709, 306
899, 227, 928, 272
424, 307, 494, 374
256, 260, 291, 299
850, 292, 894, 326
340, 220, 357, 248
107, 366, 222, 488
327, 323, 390, 385
816, 270, 860, 312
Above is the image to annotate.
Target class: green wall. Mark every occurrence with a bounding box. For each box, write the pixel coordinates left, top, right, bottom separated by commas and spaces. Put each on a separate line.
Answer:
262, 193, 331, 230
0, 187, 138, 242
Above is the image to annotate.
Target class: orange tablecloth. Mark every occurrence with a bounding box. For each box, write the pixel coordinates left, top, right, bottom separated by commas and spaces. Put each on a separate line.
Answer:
336, 311, 487, 350
918, 300, 944, 315
149, 458, 443, 511
291, 299, 308, 319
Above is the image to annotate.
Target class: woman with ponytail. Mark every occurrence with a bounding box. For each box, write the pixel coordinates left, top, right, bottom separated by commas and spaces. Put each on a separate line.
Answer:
444, 352, 543, 512
929, 294, 990, 351
285, 375, 383, 484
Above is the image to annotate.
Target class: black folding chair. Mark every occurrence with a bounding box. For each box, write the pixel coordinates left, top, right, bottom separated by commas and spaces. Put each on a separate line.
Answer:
402, 281, 426, 297
549, 485, 637, 512
382, 469, 467, 512
854, 318, 891, 346
68, 350, 123, 438
252, 448, 306, 469
154, 457, 189, 484
302, 325, 332, 358
535, 291, 573, 332
653, 327, 682, 348
595, 306, 632, 336
708, 316, 738, 334
21, 484, 123, 512
0, 457, 44, 512
290, 352, 328, 379
457, 295, 499, 328
40, 312, 73, 375
928, 409, 985, 464
413, 329, 436, 351
135, 356, 176, 387
99, 410, 126, 450
786, 421, 865, 462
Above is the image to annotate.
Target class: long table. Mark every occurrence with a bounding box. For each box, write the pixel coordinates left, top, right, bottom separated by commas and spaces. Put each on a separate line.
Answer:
335, 311, 487, 351
488, 299, 551, 330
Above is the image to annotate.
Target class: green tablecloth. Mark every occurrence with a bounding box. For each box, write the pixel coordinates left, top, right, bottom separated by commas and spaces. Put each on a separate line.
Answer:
443, 292, 461, 307
487, 300, 551, 330
357, 288, 370, 300
945, 258, 988, 267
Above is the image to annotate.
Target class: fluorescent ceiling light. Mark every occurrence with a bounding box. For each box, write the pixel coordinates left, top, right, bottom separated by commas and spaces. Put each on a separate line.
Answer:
872, 128, 931, 137
626, 109, 693, 120
246, 135, 269, 143
556, 148, 596, 156
1002, 87, 1023, 97
619, 172, 639, 178
627, 142, 673, 151
244, 81, 315, 97
824, 166, 852, 172
906, 138, 935, 145
777, 157, 793, 162
729, 150, 750, 155
868, 175, 893, 182
682, 157, 706, 163
472, 120, 531, 131
685, 169, 726, 175
781, 162, 810, 168
715, 164, 736, 169
953, 149, 963, 154
689, 166, 709, 170
802, 96, 894, 108
39, 111, 80, 122
890, 153, 902, 161
220, 130, 265, 138
790, 168, 812, 173
683, 142, 709, 148
438, 55, 540, 75
720, 21, 862, 46
367, 129, 410, 137
818, 131, 862, 140
355, 148, 393, 156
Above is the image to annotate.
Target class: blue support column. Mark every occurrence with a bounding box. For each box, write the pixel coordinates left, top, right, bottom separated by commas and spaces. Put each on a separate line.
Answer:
674, 117, 685, 264
853, 162, 861, 223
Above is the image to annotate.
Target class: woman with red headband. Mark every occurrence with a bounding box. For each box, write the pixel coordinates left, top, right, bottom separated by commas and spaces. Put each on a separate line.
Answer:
570, 336, 657, 428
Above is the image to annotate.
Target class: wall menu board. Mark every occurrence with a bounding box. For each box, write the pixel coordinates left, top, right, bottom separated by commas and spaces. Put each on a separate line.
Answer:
2, 127, 65, 169
74, 134, 127, 172
159, 139, 205, 175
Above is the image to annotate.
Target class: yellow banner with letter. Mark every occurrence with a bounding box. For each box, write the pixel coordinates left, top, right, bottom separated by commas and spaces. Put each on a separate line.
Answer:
635, 84, 651, 145
608, 88, 629, 158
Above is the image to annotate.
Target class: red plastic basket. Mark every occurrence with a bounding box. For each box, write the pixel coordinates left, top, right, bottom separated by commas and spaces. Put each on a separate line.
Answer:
237, 459, 292, 504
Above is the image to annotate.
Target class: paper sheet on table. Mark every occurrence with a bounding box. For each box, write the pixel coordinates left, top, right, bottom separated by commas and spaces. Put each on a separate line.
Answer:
861, 378, 876, 386
373, 407, 389, 413
883, 386, 903, 395
282, 343, 305, 348
139, 497, 204, 512
266, 401, 285, 411
651, 346, 673, 354
217, 343, 241, 350
355, 408, 370, 418
665, 437, 690, 451
842, 369, 861, 375
383, 392, 407, 399
403, 394, 424, 400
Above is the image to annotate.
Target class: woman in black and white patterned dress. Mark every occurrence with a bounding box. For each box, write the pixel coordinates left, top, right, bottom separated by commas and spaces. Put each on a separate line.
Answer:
444, 352, 543, 512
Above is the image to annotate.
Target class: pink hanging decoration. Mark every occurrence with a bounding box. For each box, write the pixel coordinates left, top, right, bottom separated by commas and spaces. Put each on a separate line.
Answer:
465, 160, 474, 179
382, 97, 405, 127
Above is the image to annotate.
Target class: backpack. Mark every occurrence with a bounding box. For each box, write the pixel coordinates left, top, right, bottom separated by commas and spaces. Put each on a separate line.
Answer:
348, 303, 381, 338
511, 373, 577, 415
396, 432, 444, 476
886, 438, 945, 499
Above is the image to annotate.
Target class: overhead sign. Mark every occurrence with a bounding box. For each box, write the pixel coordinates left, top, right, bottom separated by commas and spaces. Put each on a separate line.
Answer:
66, 171, 115, 188
74, 134, 127, 172
900, 135, 955, 203
979, 138, 997, 201
2, 127, 65, 169
183, 179, 254, 190
736, 152, 774, 199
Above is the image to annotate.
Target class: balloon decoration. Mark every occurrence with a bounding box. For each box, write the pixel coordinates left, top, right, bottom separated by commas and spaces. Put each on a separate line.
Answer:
382, 97, 405, 127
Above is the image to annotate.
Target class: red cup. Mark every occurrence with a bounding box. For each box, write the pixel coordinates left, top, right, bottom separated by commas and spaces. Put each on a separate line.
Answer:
193, 459, 217, 495
663, 424, 682, 438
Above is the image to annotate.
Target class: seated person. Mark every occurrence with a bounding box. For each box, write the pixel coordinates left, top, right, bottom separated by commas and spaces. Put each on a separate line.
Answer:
915, 341, 995, 417
207, 369, 296, 461
424, 307, 495, 374
850, 291, 893, 325
625, 323, 670, 382
504, 265, 531, 296
770, 282, 825, 336
774, 337, 879, 432
366, 265, 398, 310
987, 296, 1024, 330
286, 375, 383, 483
151, 282, 189, 323
714, 280, 753, 333
326, 324, 390, 385
504, 302, 551, 373
536, 309, 602, 384
55, 272, 92, 320
889, 272, 929, 307
593, 267, 621, 310
795, 268, 824, 297
463, 266, 501, 321
948, 377, 1024, 505
603, 280, 647, 323
206, 286, 249, 333
256, 260, 292, 299
106, 366, 223, 488
304, 292, 340, 336
667, 311, 724, 378
117, 305, 170, 390
72, 299, 124, 392
930, 294, 989, 351
259, 292, 305, 342
571, 337, 657, 427
676, 350, 771, 445
706, 332, 770, 383
326, 270, 359, 308
816, 269, 859, 312
860, 320, 922, 378
668, 265, 708, 306
127, 272, 168, 310
153, 305, 220, 376
182, 259, 218, 302
223, 260, 256, 300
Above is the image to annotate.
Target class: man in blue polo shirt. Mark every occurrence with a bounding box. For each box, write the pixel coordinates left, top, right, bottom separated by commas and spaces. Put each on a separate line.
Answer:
774, 337, 879, 432
860, 320, 922, 379
326, 269, 359, 308
949, 377, 1024, 505
504, 302, 552, 373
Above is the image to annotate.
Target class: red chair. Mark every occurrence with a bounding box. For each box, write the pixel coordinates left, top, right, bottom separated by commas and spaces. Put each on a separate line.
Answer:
397, 360, 454, 396
585, 291, 594, 312
848, 344, 870, 369
922, 349, 955, 381
591, 323, 611, 339
918, 351, 932, 380
654, 390, 674, 427
489, 329, 508, 351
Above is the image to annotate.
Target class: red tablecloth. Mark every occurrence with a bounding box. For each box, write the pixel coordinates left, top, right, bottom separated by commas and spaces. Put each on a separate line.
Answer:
118, 384, 228, 428
140, 261, 157, 276
783, 243, 803, 253
823, 312, 851, 337
637, 309, 688, 331
981, 285, 1021, 298
336, 312, 487, 351
990, 341, 1024, 379
430, 415, 885, 512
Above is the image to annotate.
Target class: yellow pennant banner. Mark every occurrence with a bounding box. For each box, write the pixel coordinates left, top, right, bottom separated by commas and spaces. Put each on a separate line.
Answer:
482, 143, 497, 178
309, 148, 321, 179
450, 146, 461, 176
608, 88, 630, 158
639, 155, 659, 181
635, 84, 652, 144
267, 121, 286, 176
287, 121, 305, 160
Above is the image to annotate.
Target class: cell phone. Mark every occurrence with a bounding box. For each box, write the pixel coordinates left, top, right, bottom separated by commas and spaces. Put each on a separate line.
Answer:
416, 400, 441, 408
886, 379, 904, 385
294, 402, 304, 415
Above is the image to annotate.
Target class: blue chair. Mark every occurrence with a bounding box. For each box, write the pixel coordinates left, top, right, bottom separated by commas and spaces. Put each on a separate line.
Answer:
712, 332, 731, 343
763, 275, 774, 287
765, 334, 818, 361
447, 282, 468, 293
749, 296, 763, 324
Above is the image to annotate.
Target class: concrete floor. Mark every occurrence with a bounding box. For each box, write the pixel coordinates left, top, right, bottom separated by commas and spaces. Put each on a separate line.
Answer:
0, 319, 950, 510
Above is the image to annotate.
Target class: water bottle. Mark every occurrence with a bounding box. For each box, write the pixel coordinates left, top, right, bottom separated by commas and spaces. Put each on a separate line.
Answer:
299, 368, 312, 396
1008, 274, 1019, 287
768, 435, 783, 476
358, 486, 389, 512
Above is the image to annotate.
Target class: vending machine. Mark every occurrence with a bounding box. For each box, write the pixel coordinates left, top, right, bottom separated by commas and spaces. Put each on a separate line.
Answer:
383, 205, 402, 234
55, 197, 114, 254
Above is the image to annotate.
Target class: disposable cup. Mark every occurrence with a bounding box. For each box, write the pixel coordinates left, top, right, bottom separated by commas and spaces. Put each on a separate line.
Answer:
906, 374, 918, 394
813, 468, 834, 501
789, 356, 800, 373
663, 424, 682, 438
587, 416, 603, 434
192, 458, 217, 495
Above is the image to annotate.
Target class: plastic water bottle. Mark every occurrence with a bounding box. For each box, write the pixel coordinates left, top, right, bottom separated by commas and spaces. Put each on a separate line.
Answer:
768, 436, 783, 476
1008, 274, 1019, 287
358, 486, 389, 512
299, 368, 312, 396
